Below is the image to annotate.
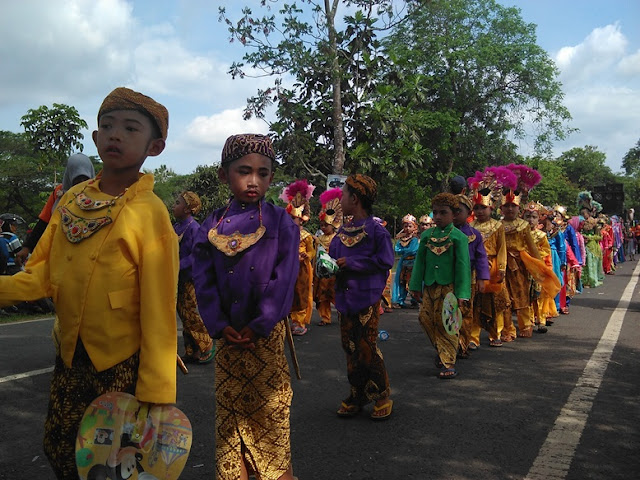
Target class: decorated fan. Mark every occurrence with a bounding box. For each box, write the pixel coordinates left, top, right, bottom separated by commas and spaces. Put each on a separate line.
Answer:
441, 291, 463, 335
76, 392, 192, 480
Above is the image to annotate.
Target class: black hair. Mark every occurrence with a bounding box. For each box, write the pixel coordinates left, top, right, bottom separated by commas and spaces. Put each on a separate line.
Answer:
346, 183, 373, 215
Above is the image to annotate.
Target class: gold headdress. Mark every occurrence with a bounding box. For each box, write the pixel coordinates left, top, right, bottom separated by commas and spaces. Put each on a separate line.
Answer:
402, 214, 417, 225
502, 164, 542, 207
467, 166, 517, 209
318, 188, 343, 229
419, 215, 433, 226
280, 179, 315, 222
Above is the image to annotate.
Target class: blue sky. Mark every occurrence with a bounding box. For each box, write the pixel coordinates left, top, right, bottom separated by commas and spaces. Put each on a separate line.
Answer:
1, 0, 639, 175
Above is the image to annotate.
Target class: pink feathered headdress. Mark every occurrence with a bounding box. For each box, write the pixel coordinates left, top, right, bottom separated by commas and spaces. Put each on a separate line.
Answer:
467, 166, 517, 208
280, 179, 315, 221
503, 163, 541, 206
318, 187, 343, 228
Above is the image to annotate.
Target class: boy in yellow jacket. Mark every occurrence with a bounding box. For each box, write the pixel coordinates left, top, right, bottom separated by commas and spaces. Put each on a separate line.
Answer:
0, 87, 179, 479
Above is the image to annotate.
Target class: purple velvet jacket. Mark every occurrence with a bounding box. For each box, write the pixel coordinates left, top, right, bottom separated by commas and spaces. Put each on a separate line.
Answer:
174, 217, 200, 277
329, 216, 394, 315
191, 199, 300, 339
458, 222, 490, 281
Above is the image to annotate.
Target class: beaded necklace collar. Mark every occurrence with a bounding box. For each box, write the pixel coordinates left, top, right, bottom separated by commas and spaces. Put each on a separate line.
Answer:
59, 181, 128, 243
208, 199, 265, 256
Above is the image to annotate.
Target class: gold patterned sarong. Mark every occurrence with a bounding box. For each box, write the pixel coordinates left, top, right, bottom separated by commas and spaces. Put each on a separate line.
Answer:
339, 301, 390, 404
215, 321, 292, 480
177, 280, 213, 358
418, 284, 458, 368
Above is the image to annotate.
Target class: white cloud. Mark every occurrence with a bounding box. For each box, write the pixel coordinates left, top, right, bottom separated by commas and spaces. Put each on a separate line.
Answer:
0, 0, 135, 105
550, 24, 640, 170
618, 49, 640, 77
183, 108, 269, 148
555, 23, 627, 86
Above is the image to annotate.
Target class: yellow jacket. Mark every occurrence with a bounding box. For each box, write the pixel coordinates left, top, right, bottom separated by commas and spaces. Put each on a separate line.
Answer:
0, 173, 179, 404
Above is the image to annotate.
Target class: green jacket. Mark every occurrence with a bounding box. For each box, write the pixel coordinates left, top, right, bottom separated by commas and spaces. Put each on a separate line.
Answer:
408, 223, 471, 300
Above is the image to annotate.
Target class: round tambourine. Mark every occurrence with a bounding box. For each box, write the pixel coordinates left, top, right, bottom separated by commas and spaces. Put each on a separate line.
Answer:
442, 291, 463, 335
75, 392, 192, 480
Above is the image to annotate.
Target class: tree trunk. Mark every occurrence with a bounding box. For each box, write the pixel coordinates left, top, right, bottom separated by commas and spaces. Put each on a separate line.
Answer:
326, 0, 345, 175
442, 132, 458, 192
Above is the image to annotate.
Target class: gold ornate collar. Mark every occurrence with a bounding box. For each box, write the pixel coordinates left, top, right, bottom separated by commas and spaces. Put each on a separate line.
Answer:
425, 224, 453, 255
208, 200, 265, 256
339, 221, 367, 247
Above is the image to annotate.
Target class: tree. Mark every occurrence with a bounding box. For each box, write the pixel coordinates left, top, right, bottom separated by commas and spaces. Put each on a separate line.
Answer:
20, 104, 88, 181
557, 146, 615, 189
376, 0, 574, 191
219, 1, 410, 180
0, 131, 56, 221
622, 138, 640, 178
526, 157, 578, 211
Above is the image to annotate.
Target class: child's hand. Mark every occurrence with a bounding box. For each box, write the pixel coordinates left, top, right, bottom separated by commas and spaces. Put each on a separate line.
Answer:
222, 326, 252, 349
410, 290, 421, 301
477, 279, 487, 293
237, 326, 257, 350
336, 257, 347, 268
497, 271, 505, 283
299, 252, 308, 261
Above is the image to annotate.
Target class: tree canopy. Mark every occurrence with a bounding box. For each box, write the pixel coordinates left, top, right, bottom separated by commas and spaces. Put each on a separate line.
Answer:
221, 0, 574, 210
20, 104, 88, 178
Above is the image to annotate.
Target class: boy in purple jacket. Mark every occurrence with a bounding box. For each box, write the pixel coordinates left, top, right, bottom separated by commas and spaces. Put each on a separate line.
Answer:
330, 174, 395, 420
191, 134, 299, 480
453, 194, 490, 358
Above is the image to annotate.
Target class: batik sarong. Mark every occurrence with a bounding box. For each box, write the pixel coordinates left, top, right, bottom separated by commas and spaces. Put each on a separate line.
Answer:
418, 284, 458, 368
214, 321, 292, 480
177, 279, 213, 358
44, 340, 138, 480
339, 301, 390, 405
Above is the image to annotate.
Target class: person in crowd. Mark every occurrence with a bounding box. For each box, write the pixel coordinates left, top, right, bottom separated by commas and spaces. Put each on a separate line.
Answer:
453, 194, 489, 357
410, 193, 471, 378
0, 87, 179, 479
191, 134, 299, 480
468, 167, 512, 348
0, 214, 25, 275
15, 153, 95, 266
418, 214, 434, 234
314, 188, 343, 325
522, 202, 552, 333
392, 214, 419, 308
173, 190, 214, 364
281, 179, 316, 336
330, 174, 394, 420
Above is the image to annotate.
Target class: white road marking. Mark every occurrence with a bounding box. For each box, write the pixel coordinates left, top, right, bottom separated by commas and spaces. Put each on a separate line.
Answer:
0, 316, 54, 326
0, 367, 54, 384
526, 261, 640, 479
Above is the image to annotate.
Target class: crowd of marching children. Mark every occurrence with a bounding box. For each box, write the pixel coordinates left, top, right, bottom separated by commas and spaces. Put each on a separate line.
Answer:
3, 95, 638, 479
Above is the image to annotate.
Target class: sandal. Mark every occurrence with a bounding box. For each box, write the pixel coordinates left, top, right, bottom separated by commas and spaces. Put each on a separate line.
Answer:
317, 320, 330, 326
489, 338, 503, 347
468, 342, 479, 351
370, 399, 393, 420
434, 355, 443, 368
536, 325, 548, 333
292, 325, 308, 336
439, 368, 458, 379
337, 401, 361, 418
517, 327, 533, 338
198, 346, 215, 364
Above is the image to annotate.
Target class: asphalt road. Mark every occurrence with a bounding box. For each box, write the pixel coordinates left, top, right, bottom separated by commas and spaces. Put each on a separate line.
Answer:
1, 260, 639, 480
